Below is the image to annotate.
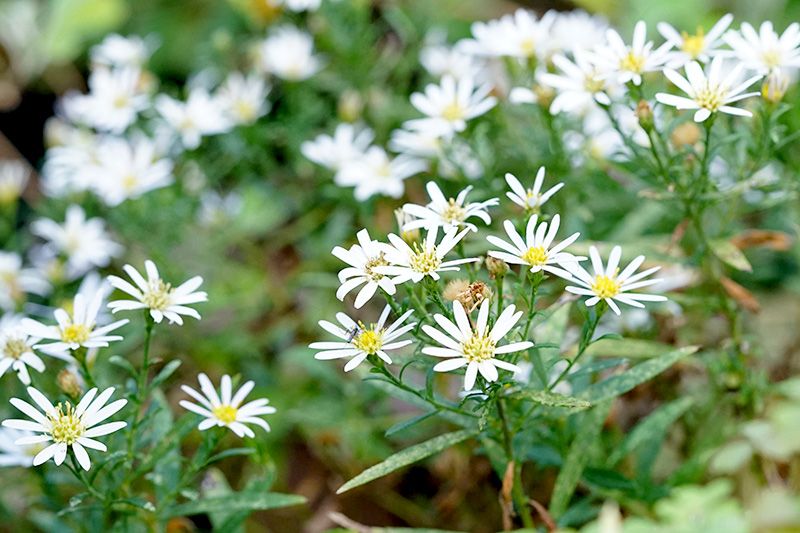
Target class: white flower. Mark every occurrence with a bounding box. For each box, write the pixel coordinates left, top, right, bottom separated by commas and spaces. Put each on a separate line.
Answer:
0, 317, 53, 385
402, 181, 497, 232
31, 205, 122, 279
90, 34, 154, 69
409, 75, 497, 134
335, 146, 425, 201
2, 386, 127, 470
258, 25, 322, 81
276, 0, 321, 12
564, 245, 668, 315
377, 226, 478, 284
389, 121, 448, 159
155, 88, 232, 150
301, 123, 374, 171
22, 288, 128, 355
658, 14, 733, 66
423, 299, 531, 390
420, 40, 485, 81
0, 252, 50, 311
0, 159, 29, 204
180, 374, 275, 438
724, 21, 800, 74
462, 9, 556, 60
107, 260, 207, 325
0, 427, 41, 467
590, 21, 672, 86
550, 10, 609, 55
40, 132, 98, 197
310, 306, 416, 371
215, 72, 270, 125
331, 229, 398, 309
487, 215, 582, 279
655, 57, 762, 122
505, 167, 564, 211
86, 136, 174, 206
538, 51, 613, 114
198, 190, 243, 226
80, 68, 149, 133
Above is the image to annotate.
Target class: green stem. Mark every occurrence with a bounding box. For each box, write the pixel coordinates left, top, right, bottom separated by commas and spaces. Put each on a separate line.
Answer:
424, 278, 450, 317
497, 398, 534, 528
495, 274, 505, 317
522, 271, 543, 338
548, 302, 606, 391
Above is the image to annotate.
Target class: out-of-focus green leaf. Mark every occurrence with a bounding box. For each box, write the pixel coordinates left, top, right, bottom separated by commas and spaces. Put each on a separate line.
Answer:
710, 239, 753, 272
44, 0, 128, 62
510, 390, 592, 412
162, 492, 306, 518
609, 396, 694, 465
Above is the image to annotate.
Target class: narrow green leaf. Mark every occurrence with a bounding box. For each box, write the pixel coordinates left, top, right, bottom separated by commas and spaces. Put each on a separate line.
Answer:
337, 429, 477, 494
385, 411, 437, 438
205, 447, 255, 466
163, 492, 306, 518
150, 360, 182, 389
578, 338, 674, 359
510, 390, 592, 412
581, 346, 698, 403
710, 239, 752, 272
549, 401, 612, 518
108, 355, 136, 376
532, 302, 571, 371
366, 379, 475, 428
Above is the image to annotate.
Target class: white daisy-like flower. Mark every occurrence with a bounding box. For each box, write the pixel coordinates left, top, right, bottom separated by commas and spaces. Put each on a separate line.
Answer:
564, 245, 668, 315
505, 167, 564, 211
423, 299, 531, 390
107, 260, 207, 325
301, 123, 374, 172
409, 75, 497, 134
258, 25, 323, 81
461, 9, 556, 60
0, 427, 42, 467
388, 121, 448, 159
332, 229, 397, 309
155, 88, 232, 150
335, 146, 426, 201
724, 21, 800, 74
90, 34, 153, 69
22, 288, 128, 355
550, 10, 609, 55
590, 21, 672, 86
487, 215, 583, 279
377, 226, 479, 284
31, 205, 122, 279
0, 159, 30, 204
538, 51, 613, 114
277, 0, 321, 12
198, 190, 243, 227
0, 317, 55, 385
402, 181, 497, 233
2, 387, 126, 470
0, 252, 50, 311
215, 71, 270, 125
655, 57, 762, 122
309, 306, 416, 372
420, 39, 485, 81
658, 14, 733, 67
180, 374, 275, 438
80, 68, 149, 133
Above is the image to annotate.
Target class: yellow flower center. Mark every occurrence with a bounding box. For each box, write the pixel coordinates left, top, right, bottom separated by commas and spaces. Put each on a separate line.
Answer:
441, 198, 466, 224
461, 332, 496, 363
61, 323, 91, 344
681, 28, 705, 58
121, 174, 138, 192
762, 49, 782, 69
353, 327, 383, 354
409, 242, 442, 274
212, 404, 238, 424
584, 75, 605, 93
364, 253, 388, 282
522, 246, 548, 266
620, 52, 645, 73
113, 94, 130, 109
441, 102, 465, 121
48, 403, 84, 445
233, 100, 257, 122
695, 84, 724, 112
2, 338, 28, 359
591, 275, 621, 299
143, 279, 173, 311
520, 37, 536, 57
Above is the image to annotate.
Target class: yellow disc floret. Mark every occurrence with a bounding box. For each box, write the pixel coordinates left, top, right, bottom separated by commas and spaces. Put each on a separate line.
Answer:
212, 405, 239, 424
442, 102, 465, 121
143, 279, 173, 311
49, 403, 85, 445
353, 327, 383, 354
409, 242, 442, 274
441, 199, 466, 224
461, 332, 496, 363
620, 52, 645, 73
681, 28, 706, 58
522, 246, 548, 266
2, 338, 28, 359
61, 323, 91, 344
591, 274, 621, 299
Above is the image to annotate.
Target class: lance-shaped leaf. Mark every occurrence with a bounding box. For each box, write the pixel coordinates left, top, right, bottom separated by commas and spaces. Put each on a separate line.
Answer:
163, 492, 306, 518
510, 390, 592, 412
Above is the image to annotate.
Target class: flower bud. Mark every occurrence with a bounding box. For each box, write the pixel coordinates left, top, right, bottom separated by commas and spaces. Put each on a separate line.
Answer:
670, 122, 701, 147
485, 256, 509, 278
534, 84, 555, 110
762, 70, 789, 104
338, 89, 364, 123
635, 100, 654, 132
57, 369, 83, 399
394, 208, 419, 244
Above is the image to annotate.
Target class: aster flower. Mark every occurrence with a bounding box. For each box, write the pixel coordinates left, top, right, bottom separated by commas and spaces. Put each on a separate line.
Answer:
107, 260, 207, 325
505, 167, 564, 212
564, 245, 668, 315
0, 252, 50, 311
550, 10, 609, 55
22, 288, 128, 355
180, 374, 275, 438
0, 159, 30, 205
538, 51, 613, 114
389, 121, 448, 160
402, 181, 498, 233
409, 75, 497, 134
590, 21, 672, 86
31, 205, 122, 279
0, 427, 41, 467
423, 300, 531, 390
332, 229, 398, 309
487, 215, 583, 279
335, 146, 426, 201
80, 68, 149, 133
377, 226, 479, 284
724, 21, 800, 74
310, 306, 416, 371
215, 71, 270, 125
655, 57, 762, 122
0, 317, 54, 385
155, 88, 232, 150
258, 25, 323, 81
90, 34, 154, 69
2, 386, 127, 470
276, 0, 321, 12
462, 9, 556, 60
658, 14, 733, 66
301, 123, 374, 172
420, 39, 485, 81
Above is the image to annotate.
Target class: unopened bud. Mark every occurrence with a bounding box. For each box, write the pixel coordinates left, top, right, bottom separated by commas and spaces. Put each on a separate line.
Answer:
635, 100, 654, 132
670, 122, 701, 147
338, 89, 364, 123
394, 208, 419, 244
762, 70, 789, 104
57, 369, 83, 398
485, 256, 509, 278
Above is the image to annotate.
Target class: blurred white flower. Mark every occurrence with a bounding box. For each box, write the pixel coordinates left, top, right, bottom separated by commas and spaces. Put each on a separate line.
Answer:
310, 306, 416, 371
2, 386, 127, 470
550, 10, 609, 55
724, 21, 800, 74
331, 229, 397, 309
40, 132, 99, 197
276, 0, 321, 12
79, 68, 149, 133
156, 88, 232, 150
402, 181, 497, 232
302, 123, 374, 171
377, 226, 478, 284
389, 122, 446, 160
90, 34, 154, 69
658, 14, 733, 66
198, 190, 243, 226
0, 160, 30, 205
180, 374, 275, 438
0, 252, 50, 311
0, 427, 41, 467
335, 146, 425, 201
590, 21, 672, 86
538, 51, 613, 114
0, 316, 49, 385
420, 39, 485, 81
409, 75, 496, 134
462, 9, 556, 61
215, 72, 270, 125
505, 167, 563, 211
258, 25, 323, 81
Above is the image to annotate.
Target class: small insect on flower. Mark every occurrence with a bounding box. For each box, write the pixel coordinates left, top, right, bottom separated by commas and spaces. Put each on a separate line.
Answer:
180, 374, 275, 438
331, 229, 398, 309
310, 306, 416, 372
487, 215, 583, 279
564, 245, 668, 315
2, 387, 127, 470
423, 299, 531, 390
505, 167, 564, 212
402, 181, 498, 233
107, 260, 207, 325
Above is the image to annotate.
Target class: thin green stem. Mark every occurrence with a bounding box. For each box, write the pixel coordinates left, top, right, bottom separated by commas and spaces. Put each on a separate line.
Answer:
495, 274, 505, 317
549, 302, 606, 391
523, 271, 543, 338
497, 398, 534, 528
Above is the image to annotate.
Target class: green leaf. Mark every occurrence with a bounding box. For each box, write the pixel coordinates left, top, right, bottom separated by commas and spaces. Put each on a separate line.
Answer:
710, 239, 752, 272
385, 411, 437, 438
532, 302, 571, 371
108, 355, 136, 376
549, 401, 612, 518
581, 346, 698, 403
205, 448, 255, 466
337, 429, 477, 494
163, 492, 306, 518
150, 360, 182, 389
510, 390, 592, 412
578, 338, 674, 359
